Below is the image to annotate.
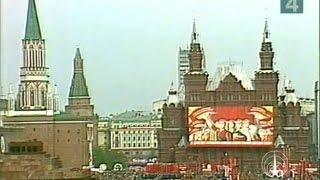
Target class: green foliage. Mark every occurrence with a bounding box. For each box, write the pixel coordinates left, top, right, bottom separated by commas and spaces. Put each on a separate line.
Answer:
93, 147, 127, 170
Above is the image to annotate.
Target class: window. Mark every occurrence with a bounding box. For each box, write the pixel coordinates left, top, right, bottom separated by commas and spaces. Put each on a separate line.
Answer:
30, 90, 35, 106
33, 128, 36, 132
67, 130, 70, 133
57, 129, 60, 133
41, 91, 45, 106
77, 129, 80, 134
57, 139, 59, 142
67, 139, 70, 142
21, 90, 25, 106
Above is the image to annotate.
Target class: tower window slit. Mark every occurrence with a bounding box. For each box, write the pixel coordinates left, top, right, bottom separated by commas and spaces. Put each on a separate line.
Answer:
36, 50, 38, 67
43, 50, 45, 67
41, 91, 45, 106
30, 90, 35, 106
32, 50, 35, 67
29, 50, 31, 67
40, 51, 43, 67
23, 50, 25, 67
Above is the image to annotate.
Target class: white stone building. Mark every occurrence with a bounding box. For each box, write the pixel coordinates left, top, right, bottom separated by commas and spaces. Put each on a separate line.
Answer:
99, 111, 162, 158
178, 48, 189, 88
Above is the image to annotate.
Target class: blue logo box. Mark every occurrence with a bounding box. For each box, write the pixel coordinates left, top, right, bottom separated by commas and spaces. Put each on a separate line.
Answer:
281, 0, 303, 13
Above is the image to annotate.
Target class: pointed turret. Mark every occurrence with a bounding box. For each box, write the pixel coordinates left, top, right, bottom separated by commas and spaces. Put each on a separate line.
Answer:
188, 19, 204, 72
25, 0, 42, 40
184, 19, 208, 106
259, 18, 274, 71
75, 47, 82, 60
283, 80, 298, 105
263, 18, 270, 42
66, 48, 94, 117
254, 19, 279, 105
167, 82, 179, 105
69, 48, 89, 97
168, 82, 177, 95
191, 19, 199, 44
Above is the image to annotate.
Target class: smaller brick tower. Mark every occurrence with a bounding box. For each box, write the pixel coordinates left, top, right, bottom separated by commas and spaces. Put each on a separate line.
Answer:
65, 48, 94, 117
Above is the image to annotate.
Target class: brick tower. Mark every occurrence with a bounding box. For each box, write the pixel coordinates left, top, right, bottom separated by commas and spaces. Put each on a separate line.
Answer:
254, 19, 279, 106
184, 20, 209, 107
65, 48, 94, 117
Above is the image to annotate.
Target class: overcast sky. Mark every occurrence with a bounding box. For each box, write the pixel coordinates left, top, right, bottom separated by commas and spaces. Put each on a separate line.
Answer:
1, 0, 319, 115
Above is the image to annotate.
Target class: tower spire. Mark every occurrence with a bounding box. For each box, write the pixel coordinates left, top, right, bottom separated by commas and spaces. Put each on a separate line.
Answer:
69, 48, 89, 98
17, 0, 56, 113
259, 18, 274, 71
75, 48, 82, 60
191, 19, 199, 43
66, 48, 94, 117
188, 19, 204, 72
25, 0, 42, 40
263, 18, 270, 42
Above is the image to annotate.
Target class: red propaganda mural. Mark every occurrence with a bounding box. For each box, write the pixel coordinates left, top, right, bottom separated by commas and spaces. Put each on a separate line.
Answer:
188, 106, 274, 147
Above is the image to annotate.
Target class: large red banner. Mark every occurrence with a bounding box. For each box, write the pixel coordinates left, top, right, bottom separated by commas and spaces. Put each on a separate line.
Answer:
188, 106, 274, 147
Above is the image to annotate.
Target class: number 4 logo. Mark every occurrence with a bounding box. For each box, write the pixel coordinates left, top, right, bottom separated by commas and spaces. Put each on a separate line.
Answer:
281, 0, 303, 13
286, 0, 299, 12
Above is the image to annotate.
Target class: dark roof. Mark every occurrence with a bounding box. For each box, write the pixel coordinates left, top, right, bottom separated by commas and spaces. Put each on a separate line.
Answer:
54, 112, 86, 121
25, 0, 42, 40
75, 48, 82, 59
110, 111, 160, 122
69, 73, 89, 97
68, 48, 89, 98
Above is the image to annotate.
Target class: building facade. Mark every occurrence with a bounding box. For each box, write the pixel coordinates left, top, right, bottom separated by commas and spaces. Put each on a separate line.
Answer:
2, 0, 97, 175
97, 117, 111, 148
106, 111, 161, 158
158, 19, 310, 175
178, 48, 189, 88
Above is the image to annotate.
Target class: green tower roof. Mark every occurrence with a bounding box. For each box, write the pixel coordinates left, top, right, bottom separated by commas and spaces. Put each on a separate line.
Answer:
68, 48, 89, 98
25, 0, 42, 40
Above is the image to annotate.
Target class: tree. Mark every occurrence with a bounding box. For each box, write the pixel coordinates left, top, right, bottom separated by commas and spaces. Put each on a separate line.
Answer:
93, 147, 127, 170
